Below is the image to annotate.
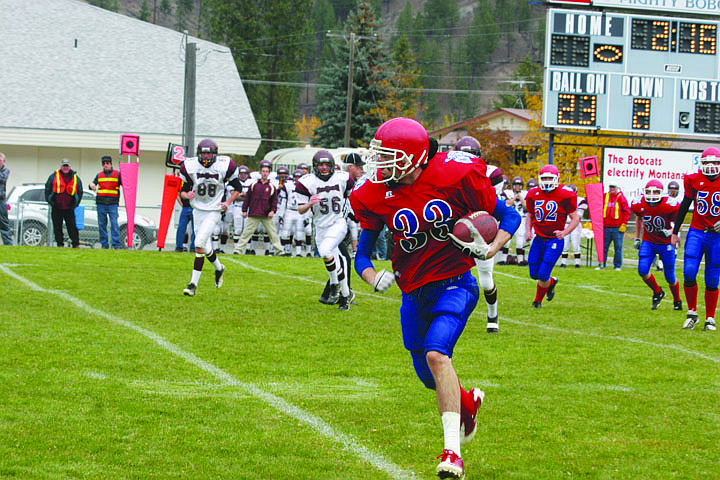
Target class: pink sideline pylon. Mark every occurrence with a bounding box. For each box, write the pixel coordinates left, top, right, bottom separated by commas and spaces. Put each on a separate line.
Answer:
119, 162, 139, 248
585, 182, 605, 264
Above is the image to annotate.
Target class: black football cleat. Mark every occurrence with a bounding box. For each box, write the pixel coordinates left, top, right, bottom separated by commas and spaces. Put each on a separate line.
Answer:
651, 289, 665, 310
183, 283, 197, 297
532, 301, 542, 309
318, 281, 332, 304
215, 266, 225, 288
486, 316, 499, 334
326, 284, 341, 305
673, 300, 683, 311
338, 295, 350, 311
546, 277, 558, 301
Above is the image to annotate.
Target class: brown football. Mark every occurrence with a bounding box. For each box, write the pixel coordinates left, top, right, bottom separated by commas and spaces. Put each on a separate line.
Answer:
452, 211, 498, 243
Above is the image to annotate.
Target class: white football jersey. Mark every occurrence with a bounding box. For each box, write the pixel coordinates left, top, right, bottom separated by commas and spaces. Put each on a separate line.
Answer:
180, 155, 238, 212
296, 170, 353, 230
504, 188, 528, 216
285, 179, 303, 210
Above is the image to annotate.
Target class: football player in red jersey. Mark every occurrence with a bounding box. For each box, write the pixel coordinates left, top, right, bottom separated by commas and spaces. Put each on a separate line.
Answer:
672, 147, 720, 331
631, 180, 682, 310
350, 118, 520, 479
524, 164, 580, 308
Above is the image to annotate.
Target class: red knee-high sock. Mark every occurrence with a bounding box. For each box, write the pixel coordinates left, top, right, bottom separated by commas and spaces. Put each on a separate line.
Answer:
705, 289, 719, 319
669, 281, 681, 302
535, 282, 550, 302
685, 284, 698, 311
642, 274, 661, 293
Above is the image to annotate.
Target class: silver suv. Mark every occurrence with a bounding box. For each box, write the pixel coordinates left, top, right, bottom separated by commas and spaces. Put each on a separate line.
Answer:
7, 183, 157, 249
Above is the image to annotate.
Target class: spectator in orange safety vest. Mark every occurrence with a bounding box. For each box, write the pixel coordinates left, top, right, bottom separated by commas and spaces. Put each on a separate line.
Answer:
45, 158, 83, 248
89, 156, 123, 249
596, 183, 631, 271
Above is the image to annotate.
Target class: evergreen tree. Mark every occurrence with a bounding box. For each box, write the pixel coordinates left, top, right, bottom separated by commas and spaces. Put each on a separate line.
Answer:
204, 0, 313, 158
159, 0, 172, 19
368, 35, 422, 122
139, 0, 151, 22
314, 0, 388, 147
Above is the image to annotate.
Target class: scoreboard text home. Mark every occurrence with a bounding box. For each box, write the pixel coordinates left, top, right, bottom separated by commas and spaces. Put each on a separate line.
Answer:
543, 8, 720, 136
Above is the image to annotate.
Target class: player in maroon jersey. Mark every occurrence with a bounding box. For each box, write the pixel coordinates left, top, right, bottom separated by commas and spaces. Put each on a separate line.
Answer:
350, 118, 520, 479
524, 164, 580, 308
672, 147, 720, 331
631, 179, 682, 310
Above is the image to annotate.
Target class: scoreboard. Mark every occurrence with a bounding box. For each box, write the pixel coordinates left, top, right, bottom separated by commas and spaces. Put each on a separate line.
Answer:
543, 8, 720, 136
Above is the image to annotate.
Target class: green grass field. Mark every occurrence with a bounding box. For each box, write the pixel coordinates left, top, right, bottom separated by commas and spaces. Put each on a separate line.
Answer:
0, 247, 718, 479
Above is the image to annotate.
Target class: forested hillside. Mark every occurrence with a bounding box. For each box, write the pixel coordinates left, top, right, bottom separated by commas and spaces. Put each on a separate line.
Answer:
86, 0, 545, 150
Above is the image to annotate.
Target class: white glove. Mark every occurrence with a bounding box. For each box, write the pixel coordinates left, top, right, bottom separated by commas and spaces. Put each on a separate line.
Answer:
661, 228, 673, 237
372, 269, 395, 293
448, 220, 491, 260
633, 238, 641, 250
714, 221, 720, 233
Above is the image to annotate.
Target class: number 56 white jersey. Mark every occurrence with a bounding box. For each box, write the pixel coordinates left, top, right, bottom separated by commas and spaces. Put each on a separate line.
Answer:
180, 155, 239, 212
295, 170, 354, 230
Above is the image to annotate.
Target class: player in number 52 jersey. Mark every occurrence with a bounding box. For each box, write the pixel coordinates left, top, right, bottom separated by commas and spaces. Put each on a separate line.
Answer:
631, 180, 682, 311
672, 146, 720, 331
525, 164, 580, 309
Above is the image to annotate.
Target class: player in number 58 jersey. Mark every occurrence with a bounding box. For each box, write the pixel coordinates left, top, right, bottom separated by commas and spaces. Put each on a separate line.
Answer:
672, 146, 720, 331
525, 164, 580, 309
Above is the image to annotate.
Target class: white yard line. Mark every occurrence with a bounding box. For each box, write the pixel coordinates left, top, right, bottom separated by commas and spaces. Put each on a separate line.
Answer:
229, 259, 720, 365
0, 263, 417, 480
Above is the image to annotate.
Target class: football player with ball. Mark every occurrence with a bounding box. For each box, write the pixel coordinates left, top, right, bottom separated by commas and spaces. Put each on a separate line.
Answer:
524, 164, 580, 308
350, 118, 519, 479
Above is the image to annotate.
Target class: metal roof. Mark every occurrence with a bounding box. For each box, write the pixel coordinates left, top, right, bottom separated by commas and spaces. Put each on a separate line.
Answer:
0, 0, 260, 154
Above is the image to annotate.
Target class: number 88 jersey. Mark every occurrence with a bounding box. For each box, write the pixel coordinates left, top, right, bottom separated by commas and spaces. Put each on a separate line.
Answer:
180, 155, 239, 212
685, 171, 720, 231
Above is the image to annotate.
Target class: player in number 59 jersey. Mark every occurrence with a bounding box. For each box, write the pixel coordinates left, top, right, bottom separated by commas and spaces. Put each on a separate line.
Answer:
524, 164, 580, 309
672, 146, 720, 331
631, 180, 682, 311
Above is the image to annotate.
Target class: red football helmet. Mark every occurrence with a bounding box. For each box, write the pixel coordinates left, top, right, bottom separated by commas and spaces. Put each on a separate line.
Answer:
453, 135, 481, 157
700, 147, 720, 176
367, 117, 429, 184
644, 179, 664, 203
196, 138, 218, 168
538, 165, 559, 192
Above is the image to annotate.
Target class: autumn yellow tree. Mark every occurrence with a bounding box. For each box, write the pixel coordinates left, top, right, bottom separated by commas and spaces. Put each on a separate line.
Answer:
294, 115, 321, 145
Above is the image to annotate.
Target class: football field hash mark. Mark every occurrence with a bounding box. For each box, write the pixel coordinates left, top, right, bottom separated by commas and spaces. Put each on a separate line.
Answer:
0, 263, 418, 480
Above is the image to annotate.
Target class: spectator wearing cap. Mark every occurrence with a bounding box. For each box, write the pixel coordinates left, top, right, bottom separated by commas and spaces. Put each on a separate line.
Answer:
596, 182, 631, 270
89, 156, 123, 249
345, 152, 365, 181
45, 158, 83, 248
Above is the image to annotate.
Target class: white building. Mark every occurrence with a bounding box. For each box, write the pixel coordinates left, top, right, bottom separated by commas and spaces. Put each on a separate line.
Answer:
0, 0, 260, 244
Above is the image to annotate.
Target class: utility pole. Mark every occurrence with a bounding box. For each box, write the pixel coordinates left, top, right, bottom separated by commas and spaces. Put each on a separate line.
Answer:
327, 31, 377, 147
182, 36, 197, 154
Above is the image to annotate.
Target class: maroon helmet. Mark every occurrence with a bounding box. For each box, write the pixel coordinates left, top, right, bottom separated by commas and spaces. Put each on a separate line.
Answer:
453, 135, 482, 157
312, 150, 335, 181
196, 138, 218, 168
